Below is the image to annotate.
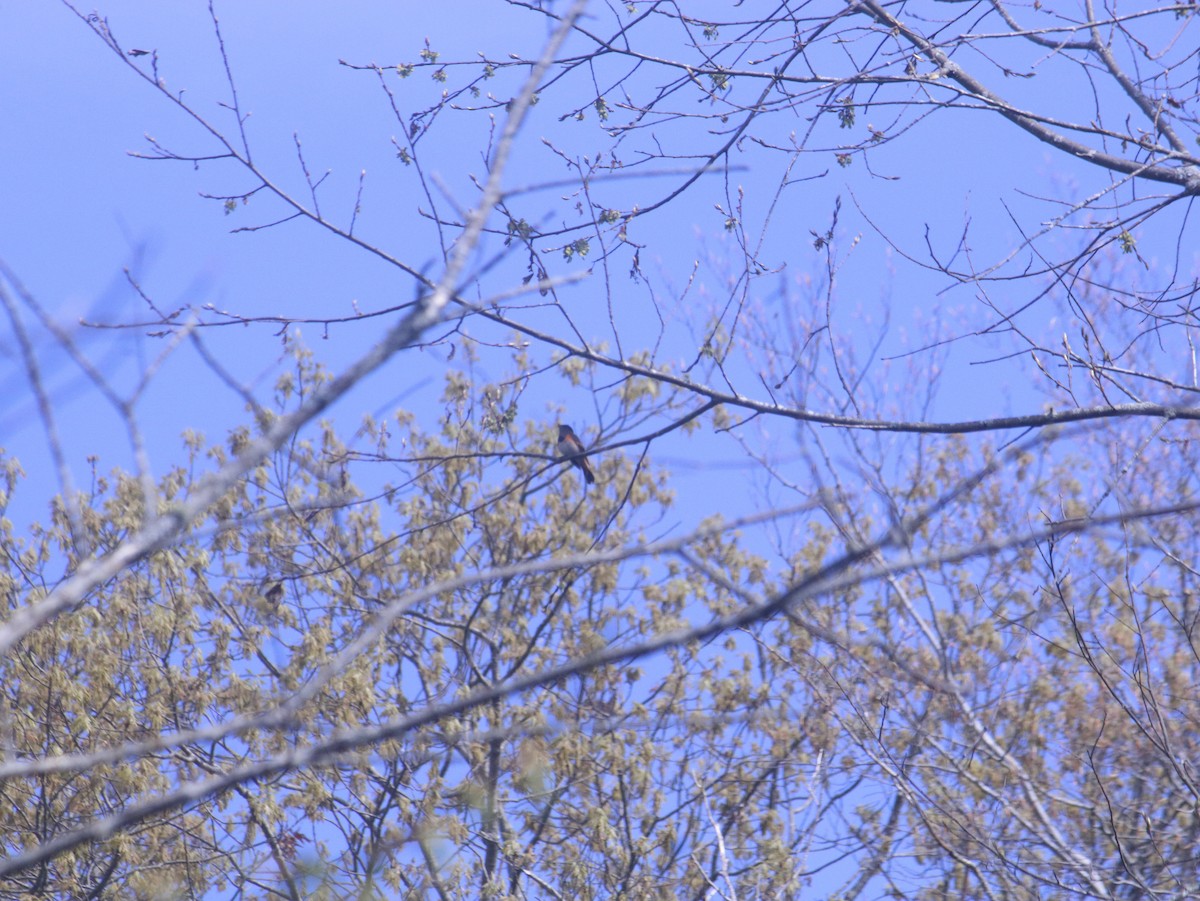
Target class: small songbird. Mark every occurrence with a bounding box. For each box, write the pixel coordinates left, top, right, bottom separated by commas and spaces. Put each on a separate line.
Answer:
556, 424, 595, 484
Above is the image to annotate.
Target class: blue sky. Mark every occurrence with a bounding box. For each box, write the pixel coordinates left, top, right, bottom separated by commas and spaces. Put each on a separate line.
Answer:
2, 0, 1080, 506
4, 3, 1193, 655
4, 3, 474, 505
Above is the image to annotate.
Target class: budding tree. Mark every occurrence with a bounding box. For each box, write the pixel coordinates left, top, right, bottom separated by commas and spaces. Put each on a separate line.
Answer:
2, 1, 1198, 898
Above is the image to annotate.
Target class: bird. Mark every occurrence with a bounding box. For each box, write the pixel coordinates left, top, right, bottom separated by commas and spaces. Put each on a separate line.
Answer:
262, 582, 284, 606
557, 424, 595, 484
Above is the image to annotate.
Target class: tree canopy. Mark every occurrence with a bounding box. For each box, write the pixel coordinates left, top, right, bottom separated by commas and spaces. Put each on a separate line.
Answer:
3, 1, 1200, 898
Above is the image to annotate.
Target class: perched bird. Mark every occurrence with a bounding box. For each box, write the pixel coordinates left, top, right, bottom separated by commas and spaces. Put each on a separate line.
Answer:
262, 581, 284, 606
557, 424, 595, 484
